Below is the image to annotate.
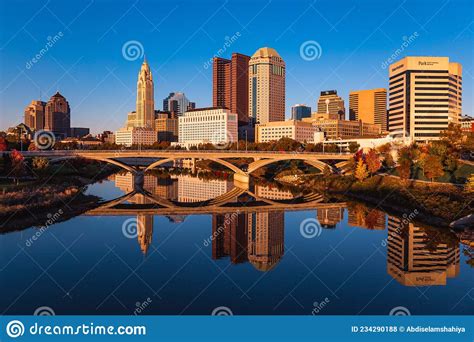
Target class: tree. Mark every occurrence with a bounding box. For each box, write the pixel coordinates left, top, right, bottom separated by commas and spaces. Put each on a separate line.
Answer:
383, 153, 395, 168
397, 158, 411, 180
365, 149, 381, 176
423, 155, 444, 182
10, 149, 24, 184
0, 136, 7, 151
354, 158, 369, 182
348, 142, 360, 153
32, 157, 49, 170
440, 123, 463, 151
465, 174, 474, 193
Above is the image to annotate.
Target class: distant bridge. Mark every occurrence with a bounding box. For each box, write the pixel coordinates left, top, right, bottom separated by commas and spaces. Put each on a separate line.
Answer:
20, 150, 353, 183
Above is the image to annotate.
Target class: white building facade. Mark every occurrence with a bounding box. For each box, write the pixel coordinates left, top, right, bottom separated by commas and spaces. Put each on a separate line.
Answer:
115, 127, 157, 147
178, 108, 238, 148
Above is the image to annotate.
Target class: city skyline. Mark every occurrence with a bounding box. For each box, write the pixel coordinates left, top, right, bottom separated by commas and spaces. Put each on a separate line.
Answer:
1, 0, 473, 134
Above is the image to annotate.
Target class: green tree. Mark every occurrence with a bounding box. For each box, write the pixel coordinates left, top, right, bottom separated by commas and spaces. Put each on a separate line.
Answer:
424, 155, 444, 182
354, 158, 369, 182
348, 142, 360, 153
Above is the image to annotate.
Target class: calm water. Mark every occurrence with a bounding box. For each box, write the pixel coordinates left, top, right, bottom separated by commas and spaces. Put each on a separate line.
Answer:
0, 172, 472, 315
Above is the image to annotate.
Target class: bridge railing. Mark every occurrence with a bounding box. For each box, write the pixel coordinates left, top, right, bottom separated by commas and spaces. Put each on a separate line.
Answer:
17, 150, 353, 156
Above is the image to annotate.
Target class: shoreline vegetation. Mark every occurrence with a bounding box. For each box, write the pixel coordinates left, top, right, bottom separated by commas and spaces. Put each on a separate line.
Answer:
0, 159, 117, 233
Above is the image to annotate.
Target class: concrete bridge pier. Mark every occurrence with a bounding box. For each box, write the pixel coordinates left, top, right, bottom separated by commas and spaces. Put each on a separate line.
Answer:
133, 170, 145, 192
233, 173, 250, 189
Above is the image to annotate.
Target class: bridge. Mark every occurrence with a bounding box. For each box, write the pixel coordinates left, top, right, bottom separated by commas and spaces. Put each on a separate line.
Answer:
19, 150, 353, 184
84, 186, 347, 216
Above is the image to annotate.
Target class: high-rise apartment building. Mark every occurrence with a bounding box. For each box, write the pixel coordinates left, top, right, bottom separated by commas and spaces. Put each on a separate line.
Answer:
349, 88, 387, 131
24, 100, 46, 131
248, 47, 285, 124
317, 90, 345, 120
136, 58, 155, 129
388, 56, 462, 142
213, 53, 250, 124
44, 92, 70, 138
387, 216, 460, 286
291, 104, 312, 120
162, 92, 194, 116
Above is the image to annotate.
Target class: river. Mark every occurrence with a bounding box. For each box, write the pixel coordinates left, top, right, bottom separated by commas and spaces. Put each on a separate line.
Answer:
0, 171, 472, 315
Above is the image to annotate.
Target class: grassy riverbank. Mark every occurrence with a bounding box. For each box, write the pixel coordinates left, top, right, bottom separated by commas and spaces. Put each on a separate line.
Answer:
0, 160, 117, 233
304, 174, 473, 226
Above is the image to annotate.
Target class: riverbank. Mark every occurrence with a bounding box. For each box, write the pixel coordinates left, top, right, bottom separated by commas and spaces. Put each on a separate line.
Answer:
0, 161, 117, 233
296, 174, 473, 227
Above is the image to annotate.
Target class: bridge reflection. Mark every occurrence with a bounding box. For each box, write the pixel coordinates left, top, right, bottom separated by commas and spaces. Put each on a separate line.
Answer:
87, 172, 466, 283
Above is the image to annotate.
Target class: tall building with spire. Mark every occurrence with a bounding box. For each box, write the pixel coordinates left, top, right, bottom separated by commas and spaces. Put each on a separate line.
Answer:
136, 58, 155, 129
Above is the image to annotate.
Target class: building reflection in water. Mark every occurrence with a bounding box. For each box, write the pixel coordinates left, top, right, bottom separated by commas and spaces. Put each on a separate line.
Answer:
347, 203, 385, 230
387, 215, 460, 286
212, 184, 286, 271
108, 172, 465, 283
316, 207, 344, 229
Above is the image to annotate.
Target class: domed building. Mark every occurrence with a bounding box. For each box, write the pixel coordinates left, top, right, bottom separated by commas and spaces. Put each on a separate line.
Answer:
45, 92, 71, 138
248, 47, 285, 124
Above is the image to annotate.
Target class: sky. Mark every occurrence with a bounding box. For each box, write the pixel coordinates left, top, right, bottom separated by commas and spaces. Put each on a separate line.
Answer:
0, 0, 473, 134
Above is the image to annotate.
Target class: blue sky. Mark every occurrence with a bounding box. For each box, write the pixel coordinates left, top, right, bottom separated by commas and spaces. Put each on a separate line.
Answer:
1, 0, 473, 133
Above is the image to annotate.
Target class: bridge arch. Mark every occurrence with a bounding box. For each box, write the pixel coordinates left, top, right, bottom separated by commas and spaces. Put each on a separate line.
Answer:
48, 155, 137, 174
247, 157, 334, 175
144, 157, 246, 176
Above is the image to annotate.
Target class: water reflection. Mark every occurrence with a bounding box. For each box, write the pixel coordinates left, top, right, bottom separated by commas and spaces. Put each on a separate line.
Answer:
1, 170, 472, 315
103, 171, 467, 286
387, 217, 460, 286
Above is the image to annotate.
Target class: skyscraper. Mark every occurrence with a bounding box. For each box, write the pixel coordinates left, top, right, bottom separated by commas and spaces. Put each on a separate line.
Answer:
388, 56, 462, 142
317, 90, 345, 120
24, 100, 46, 131
247, 211, 284, 272
291, 104, 312, 120
387, 216, 460, 286
349, 88, 387, 131
136, 58, 155, 129
44, 92, 70, 137
213, 53, 250, 124
248, 47, 285, 124
162, 92, 194, 116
